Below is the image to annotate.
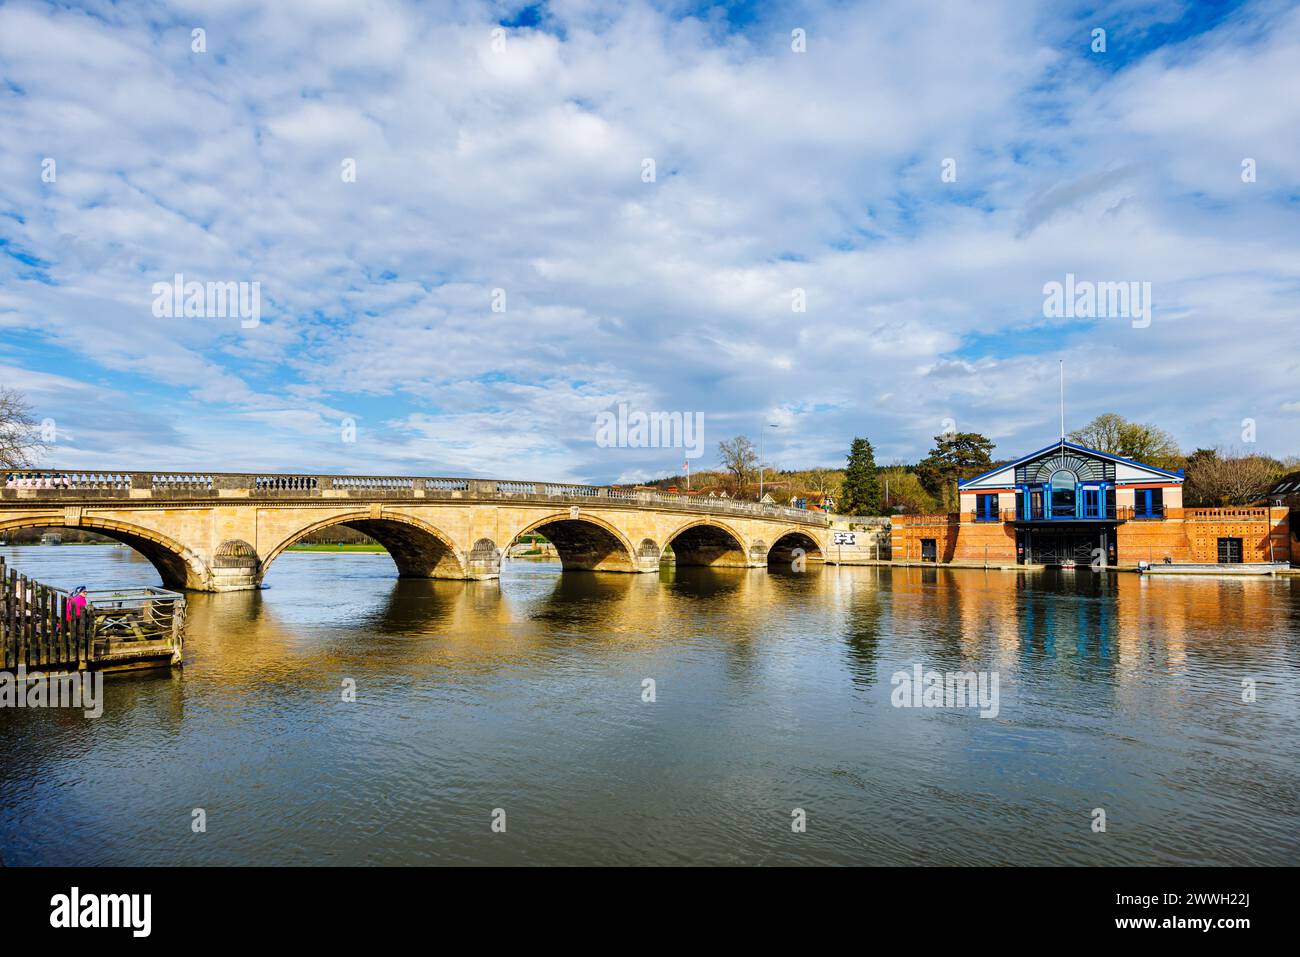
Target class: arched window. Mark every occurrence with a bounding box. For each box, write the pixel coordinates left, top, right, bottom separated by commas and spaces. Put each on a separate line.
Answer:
1049, 469, 1077, 517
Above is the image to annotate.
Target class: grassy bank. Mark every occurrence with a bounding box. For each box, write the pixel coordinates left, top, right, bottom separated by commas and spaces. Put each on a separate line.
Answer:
286, 543, 388, 552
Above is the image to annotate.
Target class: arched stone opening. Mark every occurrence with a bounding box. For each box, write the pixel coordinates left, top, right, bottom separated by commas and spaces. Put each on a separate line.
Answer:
666, 522, 750, 568
262, 515, 466, 583
514, 518, 639, 573
768, 531, 824, 570
0, 518, 208, 590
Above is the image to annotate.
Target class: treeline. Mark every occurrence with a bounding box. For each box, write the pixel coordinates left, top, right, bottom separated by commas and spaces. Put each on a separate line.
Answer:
0, 528, 116, 544
643, 413, 1299, 513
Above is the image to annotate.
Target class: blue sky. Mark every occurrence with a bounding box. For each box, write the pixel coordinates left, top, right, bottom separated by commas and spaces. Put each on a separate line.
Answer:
1, 0, 1298, 482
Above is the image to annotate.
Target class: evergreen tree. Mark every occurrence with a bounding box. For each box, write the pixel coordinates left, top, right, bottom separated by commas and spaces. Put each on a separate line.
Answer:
915, 432, 996, 511
840, 437, 882, 515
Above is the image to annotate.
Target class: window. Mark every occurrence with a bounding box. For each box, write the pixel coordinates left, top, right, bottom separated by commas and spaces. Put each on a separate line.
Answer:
1135, 487, 1164, 518
1217, 537, 1243, 564
1049, 470, 1077, 518
1030, 489, 1045, 520
920, 538, 937, 562
1082, 487, 1100, 518
976, 493, 999, 520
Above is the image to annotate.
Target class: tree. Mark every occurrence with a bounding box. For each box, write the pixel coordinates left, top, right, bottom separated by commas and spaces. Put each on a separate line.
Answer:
915, 432, 995, 511
879, 465, 936, 514
805, 467, 842, 502
0, 386, 43, 469
1183, 448, 1284, 506
716, 435, 758, 496
1069, 413, 1181, 470
839, 437, 882, 516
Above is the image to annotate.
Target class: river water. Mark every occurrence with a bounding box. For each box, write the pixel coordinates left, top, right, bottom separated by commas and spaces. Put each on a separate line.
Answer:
1, 544, 1297, 866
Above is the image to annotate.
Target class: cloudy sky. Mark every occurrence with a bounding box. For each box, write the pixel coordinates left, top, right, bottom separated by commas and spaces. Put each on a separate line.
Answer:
1, 0, 1298, 483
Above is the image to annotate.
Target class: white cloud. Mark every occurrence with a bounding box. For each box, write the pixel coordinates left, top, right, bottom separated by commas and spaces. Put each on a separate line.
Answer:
1, 0, 1298, 480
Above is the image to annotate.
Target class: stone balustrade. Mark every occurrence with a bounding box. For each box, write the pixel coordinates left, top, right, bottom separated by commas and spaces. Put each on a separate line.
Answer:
0, 468, 828, 527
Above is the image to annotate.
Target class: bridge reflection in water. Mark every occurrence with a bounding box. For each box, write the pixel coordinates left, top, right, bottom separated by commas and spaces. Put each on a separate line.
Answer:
2, 543, 1297, 866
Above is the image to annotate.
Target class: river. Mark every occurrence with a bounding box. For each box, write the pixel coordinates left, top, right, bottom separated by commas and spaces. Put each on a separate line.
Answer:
1, 544, 1297, 865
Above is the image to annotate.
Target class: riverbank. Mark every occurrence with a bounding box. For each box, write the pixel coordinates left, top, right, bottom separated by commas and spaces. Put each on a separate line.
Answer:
285, 544, 387, 552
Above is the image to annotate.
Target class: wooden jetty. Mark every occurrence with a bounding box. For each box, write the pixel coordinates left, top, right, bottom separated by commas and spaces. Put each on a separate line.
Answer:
0, 556, 184, 673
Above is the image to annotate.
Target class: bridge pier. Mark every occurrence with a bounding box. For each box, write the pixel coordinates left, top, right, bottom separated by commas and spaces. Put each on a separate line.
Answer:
466, 538, 502, 579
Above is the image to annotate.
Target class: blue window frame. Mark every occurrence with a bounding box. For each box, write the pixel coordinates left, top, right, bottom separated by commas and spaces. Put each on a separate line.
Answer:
976, 493, 999, 520
1082, 487, 1100, 518
1049, 470, 1077, 518
1135, 487, 1164, 518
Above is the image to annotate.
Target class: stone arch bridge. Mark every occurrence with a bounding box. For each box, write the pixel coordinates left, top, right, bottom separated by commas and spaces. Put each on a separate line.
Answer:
0, 471, 829, 591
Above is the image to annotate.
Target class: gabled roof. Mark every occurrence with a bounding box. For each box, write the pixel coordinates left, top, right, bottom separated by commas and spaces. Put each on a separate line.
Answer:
1269, 470, 1300, 496
958, 439, 1183, 489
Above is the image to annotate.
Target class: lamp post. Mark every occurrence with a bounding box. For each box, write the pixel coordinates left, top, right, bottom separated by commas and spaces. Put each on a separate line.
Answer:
759, 422, 778, 502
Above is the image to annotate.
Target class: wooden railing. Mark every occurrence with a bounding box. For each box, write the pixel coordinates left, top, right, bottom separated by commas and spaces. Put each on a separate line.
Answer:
1, 557, 185, 672
1, 556, 93, 670
1, 469, 828, 526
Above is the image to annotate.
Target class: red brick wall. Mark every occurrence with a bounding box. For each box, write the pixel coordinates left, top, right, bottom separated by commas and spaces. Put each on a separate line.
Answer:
892, 509, 1294, 566
1116, 518, 1192, 565
1180, 507, 1289, 563
890, 515, 958, 562
953, 516, 1017, 562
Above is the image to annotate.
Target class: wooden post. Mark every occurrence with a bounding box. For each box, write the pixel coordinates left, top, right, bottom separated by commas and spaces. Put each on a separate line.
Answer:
17, 574, 28, 669
37, 585, 49, 667
0, 557, 6, 669
56, 595, 67, 667
5, 568, 15, 669
77, 599, 89, 668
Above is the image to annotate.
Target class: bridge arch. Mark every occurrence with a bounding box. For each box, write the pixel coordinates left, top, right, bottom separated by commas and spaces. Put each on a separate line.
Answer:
767, 529, 825, 569
663, 519, 752, 568
0, 515, 211, 590
509, 512, 643, 573
261, 511, 466, 582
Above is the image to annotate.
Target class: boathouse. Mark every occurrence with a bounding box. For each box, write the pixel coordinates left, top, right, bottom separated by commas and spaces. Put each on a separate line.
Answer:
892, 439, 1291, 567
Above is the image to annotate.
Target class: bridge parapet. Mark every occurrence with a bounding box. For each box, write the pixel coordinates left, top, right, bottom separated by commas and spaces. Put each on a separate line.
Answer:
2, 469, 829, 527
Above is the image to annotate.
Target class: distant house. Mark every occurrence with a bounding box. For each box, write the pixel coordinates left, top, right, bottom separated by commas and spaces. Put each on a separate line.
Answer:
41, 533, 62, 545
1268, 471, 1300, 507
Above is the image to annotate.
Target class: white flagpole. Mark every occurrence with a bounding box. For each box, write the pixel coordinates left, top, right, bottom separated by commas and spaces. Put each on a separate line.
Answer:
1059, 359, 1065, 443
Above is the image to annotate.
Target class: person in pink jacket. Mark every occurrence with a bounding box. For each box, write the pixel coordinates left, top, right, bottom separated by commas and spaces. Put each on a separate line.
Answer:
65, 585, 88, 622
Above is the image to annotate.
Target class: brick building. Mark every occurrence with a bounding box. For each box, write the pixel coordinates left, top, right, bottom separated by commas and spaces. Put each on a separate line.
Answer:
1267, 470, 1300, 564
892, 439, 1292, 567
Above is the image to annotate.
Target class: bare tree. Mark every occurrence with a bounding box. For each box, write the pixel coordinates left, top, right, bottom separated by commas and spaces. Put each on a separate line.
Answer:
0, 386, 43, 469
806, 468, 842, 501
716, 435, 757, 495
1069, 412, 1182, 470
1184, 448, 1283, 506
